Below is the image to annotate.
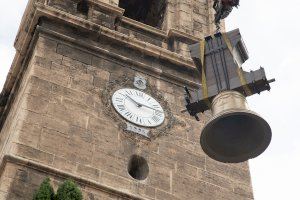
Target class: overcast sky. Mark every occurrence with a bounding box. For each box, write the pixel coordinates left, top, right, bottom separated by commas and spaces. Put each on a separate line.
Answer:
0, 1, 299, 200
227, 0, 300, 199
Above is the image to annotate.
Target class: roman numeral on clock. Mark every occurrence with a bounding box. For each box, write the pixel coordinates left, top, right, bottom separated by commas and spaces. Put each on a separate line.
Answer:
126, 90, 133, 95
125, 111, 131, 116
115, 97, 123, 103
155, 110, 163, 117
117, 104, 126, 111
152, 115, 160, 123
125, 112, 134, 120
153, 105, 160, 109
135, 91, 143, 97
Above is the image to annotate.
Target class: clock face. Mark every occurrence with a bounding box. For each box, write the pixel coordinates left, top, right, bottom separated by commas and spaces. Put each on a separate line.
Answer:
112, 88, 165, 127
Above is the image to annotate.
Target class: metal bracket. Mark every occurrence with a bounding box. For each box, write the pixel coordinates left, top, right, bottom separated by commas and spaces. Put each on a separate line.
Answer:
184, 87, 200, 121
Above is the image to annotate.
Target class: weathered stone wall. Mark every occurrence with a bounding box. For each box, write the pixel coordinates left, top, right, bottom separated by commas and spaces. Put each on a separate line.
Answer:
0, 0, 252, 199
0, 27, 253, 200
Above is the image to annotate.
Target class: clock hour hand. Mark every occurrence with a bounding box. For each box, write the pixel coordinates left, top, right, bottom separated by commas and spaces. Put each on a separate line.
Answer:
137, 102, 164, 113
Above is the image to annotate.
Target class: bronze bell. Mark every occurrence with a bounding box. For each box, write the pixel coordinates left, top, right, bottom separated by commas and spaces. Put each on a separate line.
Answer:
200, 91, 272, 163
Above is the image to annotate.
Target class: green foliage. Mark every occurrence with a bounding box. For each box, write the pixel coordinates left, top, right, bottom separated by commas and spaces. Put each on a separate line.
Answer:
33, 178, 55, 200
33, 178, 83, 200
55, 179, 83, 200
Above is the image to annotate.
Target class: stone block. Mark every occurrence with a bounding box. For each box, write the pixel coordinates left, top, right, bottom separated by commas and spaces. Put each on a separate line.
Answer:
19, 110, 71, 137
172, 173, 204, 199
39, 127, 70, 155
91, 9, 115, 29
0, 177, 14, 192
77, 164, 100, 181
65, 138, 94, 165
48, 0, 76, 13
0, 191, 8, 199
176, 162, 198, 178
36, 36, 58, 52
26, 77, 53, 101
147, 164, 171, 192
206, 157, 252, 184
159, 142, 206, 169
149, 153, 175, 170
62, 98, 97, 119
14, 120, 42, 148
32, 65, 70, 87
71, 72, 94, 91
22, 94, 49, 114
198, 169, 233, 190
53, 156, 77, 173
86, 64, 108, 77
92, 149, 127, 177
61, 56, 88, 73
156, 189, 180, 200
92, 131, 119, 155
50, 79, 92, 106
161, 135, 198, 153
46, 101, 89, 129
82, 190, 118, 200
32, 56, 52, 69
233, 184, 254, 199
33, 45, 63, 65
92, 56, 135, 80
101, 172, 133, 192
12, 143, 54, 165
133, 183, 156, 200
57, 44, 92, 65
87, 116, 118, 134
69, 125, 93, 144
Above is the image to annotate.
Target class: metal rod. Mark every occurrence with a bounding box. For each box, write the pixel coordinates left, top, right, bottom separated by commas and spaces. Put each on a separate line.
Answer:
207, 38, 221, 92
218, 35, 231, 90
210, 37, 223, 91
268, 79, 276, 83
181, 109, 188, 113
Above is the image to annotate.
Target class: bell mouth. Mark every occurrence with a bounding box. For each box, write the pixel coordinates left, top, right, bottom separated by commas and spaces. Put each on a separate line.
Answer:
200, 111, 272, 163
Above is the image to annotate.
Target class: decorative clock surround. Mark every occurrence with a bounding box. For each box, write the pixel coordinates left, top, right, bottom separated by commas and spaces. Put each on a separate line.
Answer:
101, 75, 185, 141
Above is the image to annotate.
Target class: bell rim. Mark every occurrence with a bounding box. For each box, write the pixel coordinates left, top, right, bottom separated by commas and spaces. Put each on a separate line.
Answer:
200, 110, 272, 163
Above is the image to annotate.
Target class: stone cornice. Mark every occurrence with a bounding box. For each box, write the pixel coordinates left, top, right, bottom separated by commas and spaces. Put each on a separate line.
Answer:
88, 0, 125, 16
0, 154, 148, 200
168, 28, 201, 44
13, 1, 196, 78
36, 26, 200, 88
120, 17, 168, 39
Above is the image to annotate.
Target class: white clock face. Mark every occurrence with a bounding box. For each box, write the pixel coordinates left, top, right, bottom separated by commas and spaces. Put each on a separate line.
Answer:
112, 89, 165, 127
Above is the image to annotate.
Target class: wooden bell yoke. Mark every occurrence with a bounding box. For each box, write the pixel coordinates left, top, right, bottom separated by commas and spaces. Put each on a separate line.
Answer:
184, 29, 275, 163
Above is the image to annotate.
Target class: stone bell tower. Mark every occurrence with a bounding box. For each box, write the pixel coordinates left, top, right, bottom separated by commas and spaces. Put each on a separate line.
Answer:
0, 0, 253, 199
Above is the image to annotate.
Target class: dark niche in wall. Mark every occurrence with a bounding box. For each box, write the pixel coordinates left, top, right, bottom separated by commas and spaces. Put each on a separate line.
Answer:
119, 0, 166, 29
128, 155, 149, 180
77, 0, 89, 15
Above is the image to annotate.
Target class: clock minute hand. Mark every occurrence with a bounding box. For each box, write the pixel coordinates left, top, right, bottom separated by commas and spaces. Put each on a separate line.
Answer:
120, 93, 163, 113
122, 94, 142, 107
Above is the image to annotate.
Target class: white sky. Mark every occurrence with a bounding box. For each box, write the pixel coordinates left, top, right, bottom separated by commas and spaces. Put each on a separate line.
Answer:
227, 0, 300, 199
0, 1, 299, 199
